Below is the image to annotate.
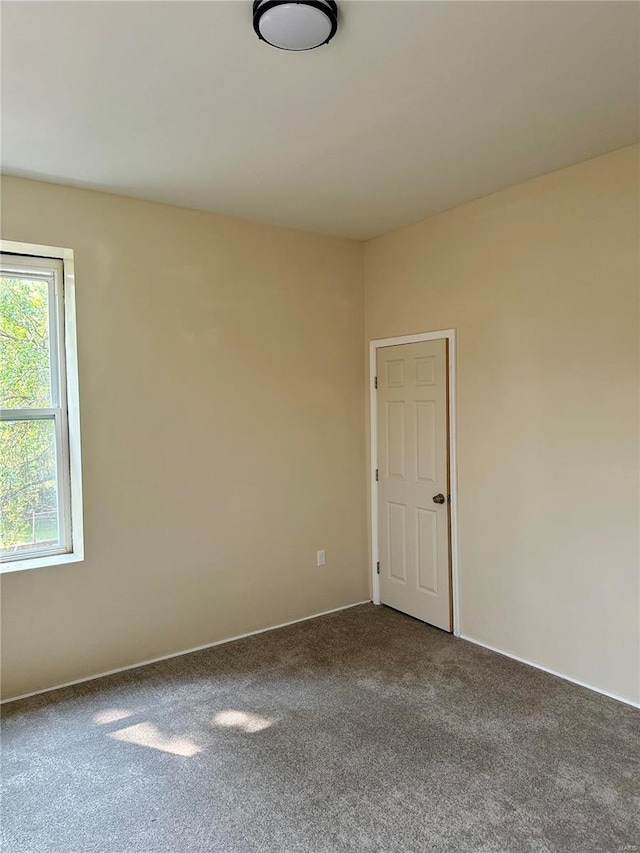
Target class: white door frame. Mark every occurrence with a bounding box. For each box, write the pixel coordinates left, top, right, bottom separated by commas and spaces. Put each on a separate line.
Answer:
369, 329, 461, 636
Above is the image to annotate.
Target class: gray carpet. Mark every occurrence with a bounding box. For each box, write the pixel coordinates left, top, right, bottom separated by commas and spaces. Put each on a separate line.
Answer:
2, 604, 639, 853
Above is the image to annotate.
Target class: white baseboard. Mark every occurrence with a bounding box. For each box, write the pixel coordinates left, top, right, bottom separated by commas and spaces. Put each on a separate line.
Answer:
461, 633, 640, 710
1, 600, 371, 705
6, 605, 636, 711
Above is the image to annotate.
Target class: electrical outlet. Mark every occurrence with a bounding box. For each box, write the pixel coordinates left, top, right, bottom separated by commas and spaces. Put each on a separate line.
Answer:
317, 549, 326, 567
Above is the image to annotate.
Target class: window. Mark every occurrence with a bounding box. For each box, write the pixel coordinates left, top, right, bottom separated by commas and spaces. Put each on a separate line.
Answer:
0, 244, 83, 571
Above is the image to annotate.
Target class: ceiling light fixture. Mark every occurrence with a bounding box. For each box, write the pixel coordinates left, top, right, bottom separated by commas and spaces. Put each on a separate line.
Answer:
253, 1, 338, 51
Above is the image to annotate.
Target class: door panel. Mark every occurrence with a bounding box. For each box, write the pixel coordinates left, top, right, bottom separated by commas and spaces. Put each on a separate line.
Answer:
387, 502, 407, 582
416, 401, 436, 482
416, 506, 438, 593
386, 402, 405, 478
377, 339, 451, 631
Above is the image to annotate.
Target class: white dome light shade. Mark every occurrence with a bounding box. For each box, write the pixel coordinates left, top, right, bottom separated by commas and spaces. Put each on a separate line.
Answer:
253, 1, 338, 51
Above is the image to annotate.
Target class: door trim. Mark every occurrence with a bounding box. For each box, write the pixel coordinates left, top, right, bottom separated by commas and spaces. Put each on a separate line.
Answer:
369, 329, 461, 636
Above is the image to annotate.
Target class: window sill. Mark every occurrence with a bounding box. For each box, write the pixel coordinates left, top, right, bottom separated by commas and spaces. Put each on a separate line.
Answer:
0, 552, 84, 574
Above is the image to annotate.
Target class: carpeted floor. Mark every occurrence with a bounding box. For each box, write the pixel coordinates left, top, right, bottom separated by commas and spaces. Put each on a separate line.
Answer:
2, 604, 639, 853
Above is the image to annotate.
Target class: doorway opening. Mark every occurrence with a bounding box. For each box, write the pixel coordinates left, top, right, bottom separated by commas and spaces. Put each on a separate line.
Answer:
369, 330, 460, 635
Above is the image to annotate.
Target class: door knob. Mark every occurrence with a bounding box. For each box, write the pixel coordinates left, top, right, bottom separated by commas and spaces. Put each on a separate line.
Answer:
432, 493, 445, 504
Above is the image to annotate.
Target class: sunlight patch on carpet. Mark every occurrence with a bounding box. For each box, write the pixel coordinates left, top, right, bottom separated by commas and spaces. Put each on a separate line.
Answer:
213, 710, 275, 733
93, 709, 133, 725
109, 722, 201, 756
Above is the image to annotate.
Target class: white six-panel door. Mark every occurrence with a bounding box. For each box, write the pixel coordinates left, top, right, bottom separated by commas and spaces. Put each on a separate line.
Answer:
377, 339, 452, 631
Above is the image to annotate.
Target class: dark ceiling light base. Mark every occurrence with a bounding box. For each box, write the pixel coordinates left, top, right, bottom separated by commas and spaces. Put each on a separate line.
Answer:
253, 1, 338, 51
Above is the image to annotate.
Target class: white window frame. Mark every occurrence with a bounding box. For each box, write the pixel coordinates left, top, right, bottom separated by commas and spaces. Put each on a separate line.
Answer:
1, 241, 84, 573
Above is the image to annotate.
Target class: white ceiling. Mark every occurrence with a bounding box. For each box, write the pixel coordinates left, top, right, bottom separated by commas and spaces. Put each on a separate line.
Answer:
2, 1, 638, 240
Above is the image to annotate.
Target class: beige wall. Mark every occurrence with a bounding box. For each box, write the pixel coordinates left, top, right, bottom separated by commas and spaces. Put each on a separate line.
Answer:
2, 147, 638, 705
0, 177, 368, 700
365, 146, 640, 704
